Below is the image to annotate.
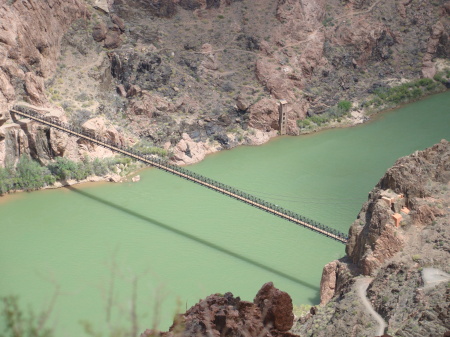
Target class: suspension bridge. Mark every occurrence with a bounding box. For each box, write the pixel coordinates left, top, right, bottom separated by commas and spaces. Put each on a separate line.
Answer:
10, 105, 349, 244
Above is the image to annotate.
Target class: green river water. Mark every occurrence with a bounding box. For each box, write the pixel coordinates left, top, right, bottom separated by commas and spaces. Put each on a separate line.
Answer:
1, 92, 450, 336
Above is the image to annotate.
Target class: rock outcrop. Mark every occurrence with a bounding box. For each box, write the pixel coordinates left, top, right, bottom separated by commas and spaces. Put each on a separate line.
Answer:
141, 282, 296, 337
2, 0, 450, 172
422, 21, 447, 78
0, 0, 88, 164
79, 116, 126, 158
0, 0, 87, 109
254, 282, 294, 332
170, 133, 216, 166
295, 140, 450, 336
346, 139, 450, 276
0, 105, 126, 166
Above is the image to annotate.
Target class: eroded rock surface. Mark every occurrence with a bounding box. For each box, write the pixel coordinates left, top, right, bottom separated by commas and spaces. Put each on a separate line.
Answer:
0, 0, 87, 106
141, 282, 297, 337
346, 139, 450, 275
295, 140, 450, 336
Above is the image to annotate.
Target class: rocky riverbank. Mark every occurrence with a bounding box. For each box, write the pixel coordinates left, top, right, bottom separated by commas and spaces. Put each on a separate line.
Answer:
1, 0, 450, 171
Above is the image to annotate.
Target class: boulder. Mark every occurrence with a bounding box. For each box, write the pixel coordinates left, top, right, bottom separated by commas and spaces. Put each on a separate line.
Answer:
126, 85, 141, 98
104, 30, 122, 49
170, 133, 213, 165
128, 93, 170, 117
110, 14, 125, 32
93, 0, 110, 13
116, 84, 127, 97
236, 94, 251, 111
92, 22, 108, 42
253, 282, 294, 332
82, 116, 125, 148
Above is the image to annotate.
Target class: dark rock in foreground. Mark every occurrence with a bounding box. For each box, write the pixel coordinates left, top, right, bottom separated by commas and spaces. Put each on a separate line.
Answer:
140, 282, 297, 337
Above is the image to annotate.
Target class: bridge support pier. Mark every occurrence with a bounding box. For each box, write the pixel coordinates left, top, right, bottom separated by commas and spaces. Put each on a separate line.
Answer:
278, 100, 288, 135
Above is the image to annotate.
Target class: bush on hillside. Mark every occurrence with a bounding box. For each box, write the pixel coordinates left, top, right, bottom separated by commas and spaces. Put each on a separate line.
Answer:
337, 100, 352, 113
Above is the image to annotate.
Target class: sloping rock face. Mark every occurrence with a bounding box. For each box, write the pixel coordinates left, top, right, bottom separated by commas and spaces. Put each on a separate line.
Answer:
295, 140, 450, 336
141, 282, 297, 337
346, 139, 450, 276
78, 116, 127, 158
0, 0, 87, 164
0, 0, 87, 109
97, 0, 450, 151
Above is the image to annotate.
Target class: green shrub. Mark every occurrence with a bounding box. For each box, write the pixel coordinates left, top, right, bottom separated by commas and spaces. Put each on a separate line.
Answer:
133, 140, 168, 158
0, 156, 56, 193
15, 156, 52, 191
337, 100, 352, 112
309, 115, 328, 126
91, 158, 109, 176
0, 165, 16, 194
416, 78, 433, 87
0, 155, 131, 194
48, 157, 79, 180
297, 119, 311, 128
47, 157, 112, 181
372, 77, 443, 105
322, 17, 334, 27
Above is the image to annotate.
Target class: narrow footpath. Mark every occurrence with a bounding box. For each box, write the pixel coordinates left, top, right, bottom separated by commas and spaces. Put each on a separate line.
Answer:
355, 278, 387, 336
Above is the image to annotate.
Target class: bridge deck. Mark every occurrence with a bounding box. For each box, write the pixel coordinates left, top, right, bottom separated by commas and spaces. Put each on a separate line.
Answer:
10, 106, 349, 244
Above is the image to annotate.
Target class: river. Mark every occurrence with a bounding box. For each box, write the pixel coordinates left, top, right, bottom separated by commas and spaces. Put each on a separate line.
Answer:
1, 92, 449, 336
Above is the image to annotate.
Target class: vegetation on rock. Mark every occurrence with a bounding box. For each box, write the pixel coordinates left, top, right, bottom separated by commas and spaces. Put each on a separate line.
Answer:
0, 155, 139, 194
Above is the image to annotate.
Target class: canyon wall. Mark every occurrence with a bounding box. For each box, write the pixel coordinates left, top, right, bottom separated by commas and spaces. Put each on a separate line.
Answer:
1, 0, 449, 168
0, 0, 86, 165
305, 140, 450, 336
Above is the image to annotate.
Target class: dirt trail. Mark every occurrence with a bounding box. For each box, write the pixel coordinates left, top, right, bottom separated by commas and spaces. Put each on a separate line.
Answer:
355, 278, 387, 336
422, 268, 450, 289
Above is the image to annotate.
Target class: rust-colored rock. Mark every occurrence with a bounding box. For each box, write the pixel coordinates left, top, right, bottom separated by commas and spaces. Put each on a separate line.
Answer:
0, 0, 87, 82
141, 284, 298, 337
111, 14, 125, 32
320, 261, 337, 305
346, 140, 450, 275
92, 22, 108, 42
127, 85, 141, 98
127, 93, 170, 117
104, 29, 122, 49
253, 282, 294, 332
0, 0, 87, 162
248, 98, 279, 132
24, 72, 48, 106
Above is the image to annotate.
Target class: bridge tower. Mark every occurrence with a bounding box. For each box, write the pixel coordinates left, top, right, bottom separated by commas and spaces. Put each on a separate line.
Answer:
278, 99, 288, 135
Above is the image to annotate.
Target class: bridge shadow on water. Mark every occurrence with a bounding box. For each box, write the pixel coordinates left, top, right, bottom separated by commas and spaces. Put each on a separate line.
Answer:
66, 185, 320, 294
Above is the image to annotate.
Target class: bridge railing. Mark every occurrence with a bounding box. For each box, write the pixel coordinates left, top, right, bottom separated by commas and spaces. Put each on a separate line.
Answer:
12, 105, 349, 243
